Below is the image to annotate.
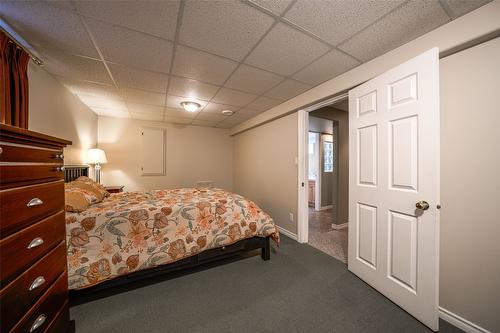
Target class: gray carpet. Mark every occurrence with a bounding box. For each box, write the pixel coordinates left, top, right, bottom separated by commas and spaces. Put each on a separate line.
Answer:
70, 236, 463, 333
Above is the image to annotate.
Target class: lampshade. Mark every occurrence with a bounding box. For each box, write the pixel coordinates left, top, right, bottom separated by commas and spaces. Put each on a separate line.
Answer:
87, 148, 107, 164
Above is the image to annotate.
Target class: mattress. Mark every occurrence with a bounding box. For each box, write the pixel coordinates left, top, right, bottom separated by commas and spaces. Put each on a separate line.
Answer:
65, 188, 279, 289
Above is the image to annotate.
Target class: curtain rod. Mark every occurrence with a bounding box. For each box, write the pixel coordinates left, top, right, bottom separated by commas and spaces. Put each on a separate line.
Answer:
0, 26, 44, 66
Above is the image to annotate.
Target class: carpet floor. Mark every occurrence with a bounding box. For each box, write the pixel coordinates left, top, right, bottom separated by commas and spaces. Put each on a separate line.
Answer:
70, 236, 463, 333
308, 208, 348, 263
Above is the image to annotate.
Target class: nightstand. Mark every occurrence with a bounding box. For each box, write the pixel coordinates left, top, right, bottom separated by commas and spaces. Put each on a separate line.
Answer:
105, 185, 124, 193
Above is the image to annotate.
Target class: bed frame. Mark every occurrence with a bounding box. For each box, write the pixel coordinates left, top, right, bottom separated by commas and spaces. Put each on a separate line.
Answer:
63, 165, 271, 301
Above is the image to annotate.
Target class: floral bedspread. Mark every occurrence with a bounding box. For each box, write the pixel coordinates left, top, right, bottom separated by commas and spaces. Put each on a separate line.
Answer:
65, 188, 279, 290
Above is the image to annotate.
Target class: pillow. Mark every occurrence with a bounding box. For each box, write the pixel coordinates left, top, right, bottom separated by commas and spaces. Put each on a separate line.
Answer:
75, 176, 110, 198
65, 188, 92, 212
67, 181, 105, 202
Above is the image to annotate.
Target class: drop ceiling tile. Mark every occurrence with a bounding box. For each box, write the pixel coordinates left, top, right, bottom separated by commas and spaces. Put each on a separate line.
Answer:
191, 119, 219, 127
338, 0, 449, 62
225, 65, 284, 95
219, 114, 248, 126
164, 116, 193, 125
41, 49, 112, 85
77, 94, 128, 111
55, 77, 119, 98
89, 20, 173, 73
246, 96, 282, 111
0, 1, 98, 58
284, 0, 404, 45
75, 0, 180, 40
216, 123, 234, 129
202, 103, 240, 114
441, 0, 491, 19
293, 49, 360, 85
245, 22, 330, 76
166, 95, 208, 111
92, 107, 130, 118
196, 112, 228, 122
109, 63, 168, 93
172, 46, 238, 85
168, 77, 219, 101
237, 108, 263, 119
212, 88, 257, 107
121, 88, 166, 106
126, 103, 165, 115
180, 0, 274, 61
265, 79, 311, 101
164, 109, 197, 120
248, 0, 294, 15
131, 112, 163, 121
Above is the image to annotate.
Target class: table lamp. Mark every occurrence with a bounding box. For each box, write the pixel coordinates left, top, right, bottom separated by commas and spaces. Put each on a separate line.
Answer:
87, 148, 107, 183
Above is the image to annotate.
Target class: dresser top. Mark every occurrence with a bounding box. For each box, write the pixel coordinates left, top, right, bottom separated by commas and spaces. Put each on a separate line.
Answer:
0, 124, 72, 148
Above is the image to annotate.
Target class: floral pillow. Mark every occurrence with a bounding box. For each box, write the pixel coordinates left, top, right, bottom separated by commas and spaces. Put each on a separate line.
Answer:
65, 186, 93, 212
76, 176, 110, 198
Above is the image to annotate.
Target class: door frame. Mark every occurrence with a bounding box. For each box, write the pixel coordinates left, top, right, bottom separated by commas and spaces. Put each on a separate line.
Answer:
297, 92, 348, 243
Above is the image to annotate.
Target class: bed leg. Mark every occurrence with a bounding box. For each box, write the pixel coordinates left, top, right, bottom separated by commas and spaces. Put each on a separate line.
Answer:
261, 237, 270, 261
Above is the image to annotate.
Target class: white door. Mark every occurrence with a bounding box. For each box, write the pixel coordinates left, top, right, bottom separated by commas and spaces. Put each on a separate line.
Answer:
348, 48, 440, 331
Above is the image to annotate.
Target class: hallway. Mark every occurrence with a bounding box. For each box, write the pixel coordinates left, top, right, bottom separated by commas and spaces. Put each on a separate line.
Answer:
308, 208, 348, 263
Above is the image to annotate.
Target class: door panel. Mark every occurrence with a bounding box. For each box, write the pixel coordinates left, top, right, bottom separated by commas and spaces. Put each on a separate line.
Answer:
348, 48, 439, 331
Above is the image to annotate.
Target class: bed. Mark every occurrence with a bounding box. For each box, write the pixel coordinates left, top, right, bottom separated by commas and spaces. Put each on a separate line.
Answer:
63, 166, 279, 292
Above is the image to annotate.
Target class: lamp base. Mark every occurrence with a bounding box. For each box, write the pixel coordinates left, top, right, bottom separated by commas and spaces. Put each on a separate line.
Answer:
94, 163, 101, 184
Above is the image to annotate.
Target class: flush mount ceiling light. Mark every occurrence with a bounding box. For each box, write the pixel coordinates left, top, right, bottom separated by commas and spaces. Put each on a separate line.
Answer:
180, 101, 201, 112
221, 110, 234, 116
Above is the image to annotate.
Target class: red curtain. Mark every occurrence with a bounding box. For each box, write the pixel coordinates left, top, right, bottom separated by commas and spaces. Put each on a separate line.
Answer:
1, 30, 30, 129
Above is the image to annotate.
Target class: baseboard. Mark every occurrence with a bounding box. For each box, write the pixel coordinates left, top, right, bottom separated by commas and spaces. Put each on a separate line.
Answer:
319, 205, 332, 211
439, 307, 491, 333
332, 222, 348, 230
276, 225, 298, 241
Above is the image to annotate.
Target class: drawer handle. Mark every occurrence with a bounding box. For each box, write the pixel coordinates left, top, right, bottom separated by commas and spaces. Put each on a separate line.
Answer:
29, 276, 46, 291
52, 153, 64, 160
29, 314, 46, 332
27, 198, 44, 207
27, 237, 44, 249
55, 166, 65, 172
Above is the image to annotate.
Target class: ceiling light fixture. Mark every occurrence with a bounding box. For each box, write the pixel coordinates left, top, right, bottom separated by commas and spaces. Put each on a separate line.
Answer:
221, 110, 234, 116
181, 101, 201, 112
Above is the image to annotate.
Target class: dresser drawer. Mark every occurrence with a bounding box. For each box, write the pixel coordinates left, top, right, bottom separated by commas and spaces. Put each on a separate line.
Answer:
43, 302, 72, 333
10, 271, 68, 333
0, 181, 64, 237
0, 243, 66, 332
0, 164, 64, 189
0, 143, 64, 163
0, 161, 64, 189
0, 211, 65, 285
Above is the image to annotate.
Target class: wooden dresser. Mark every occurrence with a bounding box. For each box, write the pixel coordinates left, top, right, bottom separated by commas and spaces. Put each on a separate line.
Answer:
0, 124, 74, 333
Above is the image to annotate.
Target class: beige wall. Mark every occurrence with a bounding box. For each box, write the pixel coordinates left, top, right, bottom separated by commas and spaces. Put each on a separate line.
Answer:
98, 116, 233, 192
439, 37, 500, 332
28, 63, 98, 163
233, 113, 298, 234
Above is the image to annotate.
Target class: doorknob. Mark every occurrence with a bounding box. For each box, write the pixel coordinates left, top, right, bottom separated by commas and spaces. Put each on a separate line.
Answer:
416, 201, 430, 210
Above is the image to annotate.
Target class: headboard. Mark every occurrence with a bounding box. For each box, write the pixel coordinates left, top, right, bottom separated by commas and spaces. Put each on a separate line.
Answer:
64, 165, 90, 182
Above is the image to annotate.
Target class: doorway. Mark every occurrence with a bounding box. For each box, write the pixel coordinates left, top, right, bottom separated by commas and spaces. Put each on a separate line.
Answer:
305, 98, 349, 263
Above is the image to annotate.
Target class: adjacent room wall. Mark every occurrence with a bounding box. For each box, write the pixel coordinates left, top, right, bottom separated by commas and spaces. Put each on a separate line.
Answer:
439, 37, 500, 332
309, 107, 349, 226
309, 116, 335, 209
27, 63, 98, 163
98, 116, 233, 192
233, 113, 298, 234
